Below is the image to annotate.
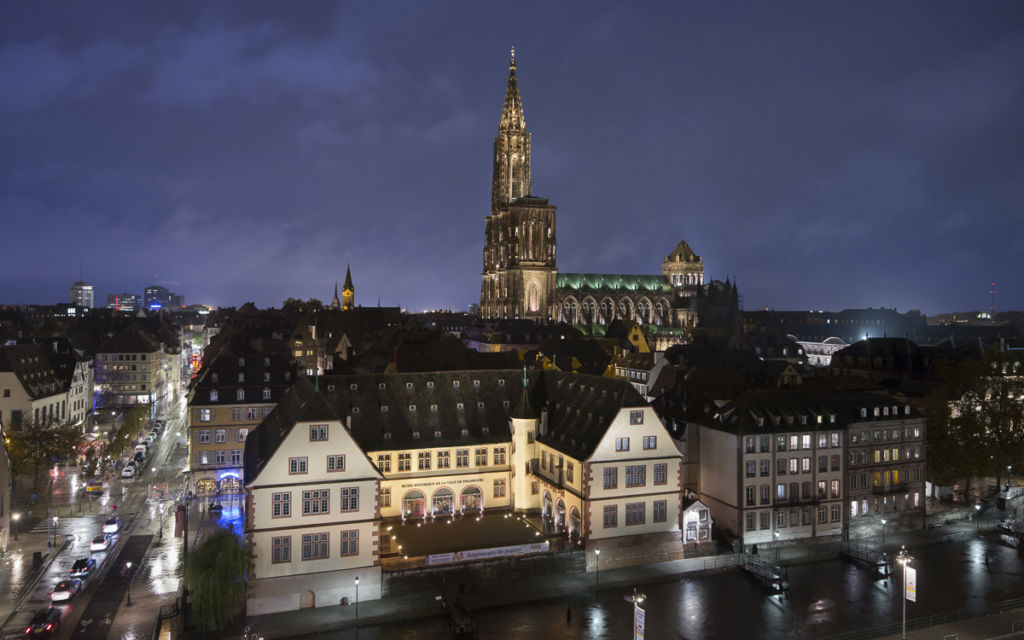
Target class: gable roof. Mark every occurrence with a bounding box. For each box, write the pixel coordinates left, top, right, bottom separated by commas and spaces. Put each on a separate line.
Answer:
0, 344, 67, 400
244, 376, 339, 484
664, 237, 701, 263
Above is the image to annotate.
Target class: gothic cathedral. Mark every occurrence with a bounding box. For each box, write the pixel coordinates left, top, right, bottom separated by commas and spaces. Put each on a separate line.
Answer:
480, 48, 558, 321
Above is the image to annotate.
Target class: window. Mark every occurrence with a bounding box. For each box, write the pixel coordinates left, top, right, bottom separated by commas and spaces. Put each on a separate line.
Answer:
746, 512, 756, 531
789, 459, 798, 474
831, 504, 840, 521
289, 457, 308, 474
777, 484, 786, 500
262, 388, 271, 400
831, 480, 840, 499
209, 390, 218, 402
382, 487, 391, 507
625, 502, 645, 525
745, 461, 756, 478
215, 429, 226, 443
231, 408, 244, 421
475, 448, 488, 466
272, 492, 291, 518
398, 453, 411, 472
759, 460, 770, 477
272, 536, 291, 563
789, 435, 799, 451
776, 436, 787, 452
777, 459, 786, 475
603, 467, 618, 489
494, 478, 506, 498
302, 489, 329, 515
327, 455, 345, 472
654, 463, 667, 485
456, 449, 469, 468
418, 451, 431, 470
653, 500, 667, 523
603, 505, 617, 528
231, 449, 242, 465
625, 465, 646, 488
817, 481, 826, 499
310, 425, 328, 441
630, 410, 644, 425
746, 486, 756, 506
615, 437, 630, 452
301, 532, 329, 560
760, 485, 770, 505
745, 437, 756, 453
831, 455, 840, 472
801, 457, 811, 473
238, 428, 249, 442
340, 530, 359, 556
493, 447, 506, 465
818, 456, 827, 472
236, 389, 245, 401
643, 435, 657, 450
340, 487, 359, 512
199, 430, 211, 444
199, 409, 212, 422
567, 462, 574, 483
777, 511, 786, 528
818, 433, 827, 448
200, 452, 208, 465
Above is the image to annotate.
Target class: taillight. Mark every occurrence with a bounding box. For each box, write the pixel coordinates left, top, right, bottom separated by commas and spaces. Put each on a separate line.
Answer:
45, 624, 53, 631
25, 626, 32, 634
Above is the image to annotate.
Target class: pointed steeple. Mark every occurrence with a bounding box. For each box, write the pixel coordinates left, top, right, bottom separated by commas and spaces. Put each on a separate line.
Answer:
341, 265, 354, 310
500, 47, 525, 132
512, 366, 536, 419
329, 281, 341, 309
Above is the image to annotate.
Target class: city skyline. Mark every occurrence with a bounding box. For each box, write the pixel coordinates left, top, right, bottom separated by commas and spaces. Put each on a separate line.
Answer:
2, 2, 1023, 314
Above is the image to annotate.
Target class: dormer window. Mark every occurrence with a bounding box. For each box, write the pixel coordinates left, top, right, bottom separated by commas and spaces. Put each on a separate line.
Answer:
264, 372, 270, 383
873, 407, 880, 417
384, 432, 391, 440
412, 431, 420, 439
378, 382, 386, 390
477, 402, 485, 409
461, 428, 469, 437
453, 380, 460, 388
352, 406, 360, 414
264, 357, 270, 367
238, 372, 245, 383
350, 383, 358, 391
498, 379, 505, 387
381, 405, 389, 413
434, 430, 442, 438
904, 405, 911, 415
236, 389, 245, 401
800, 415, 808, 425
473, 379, 480, 388
211, 373, 219, 383
502, 400, 509, 409
457, 403, 464, 411
883, 406, 889, 416
409, 404, 416, 412
285, 372, 291, 381
427, 381, 434, 389
210, 390, 218, 402
262, 388, 271, 400
238, 358, 245, 367
406, 382, 413, 390
431, 404, 438, 413
482, 427, 489, 435
758, 417, 765, 427
860, 408, 867, 418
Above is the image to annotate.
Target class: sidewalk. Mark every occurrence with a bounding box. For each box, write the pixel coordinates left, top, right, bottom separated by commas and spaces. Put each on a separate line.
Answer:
0, 528, 62, 627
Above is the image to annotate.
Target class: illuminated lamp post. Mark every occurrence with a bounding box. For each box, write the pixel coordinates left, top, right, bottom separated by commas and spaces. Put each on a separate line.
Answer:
881, 518, 887, 549
354, 576, 360, 620
975, 503, 982, 533
12, 512, 19, 541
595, 548, 601, 585
896, 546, 914, 640
623, 587, 646, 639
126, 561, 133, 606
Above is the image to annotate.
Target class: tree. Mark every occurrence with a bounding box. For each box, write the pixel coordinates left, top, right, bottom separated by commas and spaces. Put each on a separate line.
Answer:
6, 417, 84, 491
184, 528, 253, 631
925, 350, 1024, 495
106, 404, 150, 463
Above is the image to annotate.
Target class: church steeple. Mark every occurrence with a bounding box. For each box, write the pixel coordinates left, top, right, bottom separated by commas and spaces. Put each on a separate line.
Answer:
491, 46, 531, 214
329, 281, 341, 309
341, 265, 354, 311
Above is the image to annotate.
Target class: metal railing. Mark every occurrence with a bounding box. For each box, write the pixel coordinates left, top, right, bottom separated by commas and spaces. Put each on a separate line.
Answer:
819, 596, 1024, 640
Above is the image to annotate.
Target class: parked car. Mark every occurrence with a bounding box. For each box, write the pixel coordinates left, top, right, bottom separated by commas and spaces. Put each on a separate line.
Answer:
90, 533, 113, 552
121, 464, 137, 479
133, 451, 145, 463
68, 558, 96, 578
102, 516, 121, 534
24, 607, 61, 637
84, 481, 104, 493
50, 579, 82, 602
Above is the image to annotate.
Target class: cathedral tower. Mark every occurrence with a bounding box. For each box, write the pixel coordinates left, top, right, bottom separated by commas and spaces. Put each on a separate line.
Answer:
481, 49, 557, 320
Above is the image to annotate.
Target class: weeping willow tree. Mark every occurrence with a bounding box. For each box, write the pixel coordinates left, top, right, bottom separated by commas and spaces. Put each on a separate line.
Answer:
184, 528, 253, 631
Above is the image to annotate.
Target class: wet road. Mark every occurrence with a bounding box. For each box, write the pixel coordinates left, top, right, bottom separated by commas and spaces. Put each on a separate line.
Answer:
1, 393, 189, 640
297, 535, 1024, 639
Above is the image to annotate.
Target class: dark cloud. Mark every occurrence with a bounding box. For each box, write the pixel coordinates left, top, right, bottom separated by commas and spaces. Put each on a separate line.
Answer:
1, 2, 1022, 314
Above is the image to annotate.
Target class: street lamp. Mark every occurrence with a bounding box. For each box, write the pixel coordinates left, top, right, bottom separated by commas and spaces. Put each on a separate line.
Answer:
623, 587, 646, 638
595, 548, 601, 585
354, 576, 359, 620
881, 518, 887, 549
773, 530, 780, 564
126, 562, 133, 606
12, 512, 19, 541
975, 503, 982, 533
51, 515, 58, 547
896, 545, 913, 640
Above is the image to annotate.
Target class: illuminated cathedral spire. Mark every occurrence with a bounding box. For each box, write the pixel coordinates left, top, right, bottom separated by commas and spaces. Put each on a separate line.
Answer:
492, 46, 531, 213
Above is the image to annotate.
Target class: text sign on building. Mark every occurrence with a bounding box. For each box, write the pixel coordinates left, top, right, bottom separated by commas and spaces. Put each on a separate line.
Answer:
905, 566, 917, 603
634, 606, 645, 640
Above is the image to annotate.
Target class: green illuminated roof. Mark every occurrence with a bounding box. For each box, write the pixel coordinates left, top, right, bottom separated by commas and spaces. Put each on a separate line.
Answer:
557, 273, 671, 293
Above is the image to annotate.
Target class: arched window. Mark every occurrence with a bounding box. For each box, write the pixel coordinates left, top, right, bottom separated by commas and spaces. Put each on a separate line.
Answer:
403, 490, 425, 518
461, 485, 482, 511
433, 487, 454, 514
527, 281, 539, 313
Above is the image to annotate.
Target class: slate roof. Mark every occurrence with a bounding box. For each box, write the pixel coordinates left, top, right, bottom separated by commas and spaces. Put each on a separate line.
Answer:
702, 388, 915, 435
191, 343, 296, 406
0, 344, 66, 400
244, 376, 339, 484
96, 331, 160, 354
556, 273, 670, 293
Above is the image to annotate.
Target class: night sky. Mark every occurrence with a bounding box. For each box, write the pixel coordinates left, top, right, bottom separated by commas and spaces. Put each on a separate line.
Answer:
2, 2, 1022, 315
